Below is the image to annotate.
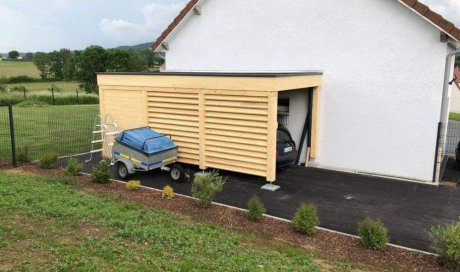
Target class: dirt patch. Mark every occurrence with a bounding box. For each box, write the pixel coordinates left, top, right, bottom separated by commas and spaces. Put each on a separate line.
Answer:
1, 165, 448, 272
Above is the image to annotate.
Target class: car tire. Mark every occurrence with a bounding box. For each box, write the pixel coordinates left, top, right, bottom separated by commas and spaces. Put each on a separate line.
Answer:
117, 162, 130, 180
170, 164, 185, 183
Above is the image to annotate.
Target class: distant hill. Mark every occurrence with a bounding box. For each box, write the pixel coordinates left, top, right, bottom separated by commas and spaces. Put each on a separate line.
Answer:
116, 42, 152, 50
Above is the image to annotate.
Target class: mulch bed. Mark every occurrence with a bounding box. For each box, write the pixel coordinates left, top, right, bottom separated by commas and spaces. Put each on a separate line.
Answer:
1, 164, 449, 272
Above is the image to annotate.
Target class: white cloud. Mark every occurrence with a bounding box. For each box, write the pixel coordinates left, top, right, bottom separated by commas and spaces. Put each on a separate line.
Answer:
99, 1, 187, 45
420, 0, 460, 26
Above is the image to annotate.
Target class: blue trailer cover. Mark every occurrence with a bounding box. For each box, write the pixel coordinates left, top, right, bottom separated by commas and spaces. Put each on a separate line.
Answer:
115, 127, 176, 155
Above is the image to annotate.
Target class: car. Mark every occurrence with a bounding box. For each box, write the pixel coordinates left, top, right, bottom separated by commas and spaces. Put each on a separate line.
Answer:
276, 125, 298, 168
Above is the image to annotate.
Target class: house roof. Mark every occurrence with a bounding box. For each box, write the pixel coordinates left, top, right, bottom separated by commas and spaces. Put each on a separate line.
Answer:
151, 0, 460, 51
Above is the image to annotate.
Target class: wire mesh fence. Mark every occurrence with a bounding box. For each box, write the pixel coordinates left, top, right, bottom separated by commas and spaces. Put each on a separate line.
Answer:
445, 121, 460, 156
0, 104, 99, 164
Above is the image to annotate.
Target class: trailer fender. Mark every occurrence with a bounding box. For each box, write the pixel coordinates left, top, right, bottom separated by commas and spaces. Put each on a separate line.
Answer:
116, 158, 136, 174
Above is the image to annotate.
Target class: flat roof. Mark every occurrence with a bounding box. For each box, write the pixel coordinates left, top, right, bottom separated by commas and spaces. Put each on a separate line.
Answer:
97, 71, 323, 78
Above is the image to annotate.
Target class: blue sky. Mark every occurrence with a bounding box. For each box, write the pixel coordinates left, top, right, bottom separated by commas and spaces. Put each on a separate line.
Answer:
0, 0, 458, 53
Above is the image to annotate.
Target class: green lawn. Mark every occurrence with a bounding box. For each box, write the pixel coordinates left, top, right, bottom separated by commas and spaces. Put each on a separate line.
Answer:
0, 172, 319, 271
6, 81, 81, 94
449, 112, 460, 121
0, 61, 40, 78
0, 105, 99, 160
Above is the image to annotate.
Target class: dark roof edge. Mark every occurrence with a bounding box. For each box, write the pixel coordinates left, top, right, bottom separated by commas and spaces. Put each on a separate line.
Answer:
97, 71, 323, 78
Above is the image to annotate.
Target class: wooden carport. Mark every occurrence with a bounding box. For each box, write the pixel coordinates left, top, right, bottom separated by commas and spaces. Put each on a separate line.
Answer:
97, 72, 323, 182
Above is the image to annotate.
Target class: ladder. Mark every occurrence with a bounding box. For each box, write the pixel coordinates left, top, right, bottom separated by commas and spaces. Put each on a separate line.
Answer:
85, 114, 119, 163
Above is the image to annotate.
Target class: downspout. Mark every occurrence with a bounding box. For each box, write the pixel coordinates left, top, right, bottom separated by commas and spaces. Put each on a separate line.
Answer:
433, 48, 460, 183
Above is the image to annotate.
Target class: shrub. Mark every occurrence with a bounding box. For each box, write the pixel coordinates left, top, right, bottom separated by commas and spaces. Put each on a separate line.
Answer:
49, 84, 63, 93
126, 180, 141, 191
292, 203, 319, 236
90, 158, 112, 184
162, 185, 175, 199
38, 153, 58, 169
0, 76, 7, 84
358, 218, 389, 251
247, 195, 266, 222
10, 85, 28, 93
6, 75, 35, 84
16, 100, 48, 108
0, 84, 6, 93
17, 145, 30, 162
430, 219, 460, 270
191, 171, 226, 208
66, 157, 83, 176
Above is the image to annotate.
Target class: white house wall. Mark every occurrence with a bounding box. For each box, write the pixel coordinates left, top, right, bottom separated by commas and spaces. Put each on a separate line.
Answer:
163, 0, 450, 182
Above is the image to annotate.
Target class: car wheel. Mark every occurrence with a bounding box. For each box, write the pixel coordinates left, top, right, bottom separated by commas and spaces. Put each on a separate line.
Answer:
170, 164, 185, 183
117, 162, 130, 180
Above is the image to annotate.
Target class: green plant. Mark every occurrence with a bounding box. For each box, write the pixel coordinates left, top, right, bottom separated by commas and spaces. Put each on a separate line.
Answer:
0, 84, 6, 93
358, 218, 389, 251
6, 75, 35, 84
430, 219, 460, 270
292, 203, 319, 236
126, 180, 141, 191
49, 84, 63, 93
90, 158, 112, 184
17, 145, 30, 162
247, 195, 266, 222
66, 157, 83, 176
191, 171, 226, 208
38, 153, 58, 169
16, 100, 49, 108
162, 185, 175, 199
10, 85, 28, 93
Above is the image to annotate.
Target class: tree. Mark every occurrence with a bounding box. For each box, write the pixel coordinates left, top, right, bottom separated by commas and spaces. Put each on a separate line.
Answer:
62, 53, 77, 81
24, 52, 34, 61
48, 49, 72, 80
33, 52, 50, 79
76, 45, 108, 93
8, 51, 19, 60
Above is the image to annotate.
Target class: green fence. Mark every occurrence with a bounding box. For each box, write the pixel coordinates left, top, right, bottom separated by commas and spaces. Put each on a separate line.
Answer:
0, 104, 100, 164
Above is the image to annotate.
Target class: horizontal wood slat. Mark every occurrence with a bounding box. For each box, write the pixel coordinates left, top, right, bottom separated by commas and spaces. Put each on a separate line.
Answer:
205, 157, 266, 171
205, 163, 266, 177
204, 100, 268, 109
206, 145, 267, 159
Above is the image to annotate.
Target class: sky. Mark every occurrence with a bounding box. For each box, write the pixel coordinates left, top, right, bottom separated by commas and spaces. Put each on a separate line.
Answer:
0, 0, 458, 53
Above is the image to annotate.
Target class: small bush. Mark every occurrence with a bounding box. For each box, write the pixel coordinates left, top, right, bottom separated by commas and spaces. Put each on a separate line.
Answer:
49, 84, 63, 93
430, 219, 460, 270
10, 85, 28, 93
191, 171, 227, 208
162, 185, 175, 199
66, 157, 83, 176
358, 218, 389, 250
292, 203, 319, 236
17, 145, 30, 162
91, 158, 112, 184
6, 75, 35, 84
16, 100, 48, 108
0, 84, 7, 93
38, 153, 58, 169
0, 76, 7, 84
125, 180, 141, 191
247, 195, 266, 222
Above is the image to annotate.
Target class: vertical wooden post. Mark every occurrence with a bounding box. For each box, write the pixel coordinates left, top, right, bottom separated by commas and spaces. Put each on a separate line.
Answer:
310, 86, 321, 159
266, 91, 278, 182
51, 87, 55, 105
199, 91, 206, 170
76, 89, 79, 104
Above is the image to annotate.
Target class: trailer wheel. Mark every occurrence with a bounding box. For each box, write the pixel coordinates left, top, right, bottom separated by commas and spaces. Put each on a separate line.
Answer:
170, 164, 185, 183
117, 162, 130, 180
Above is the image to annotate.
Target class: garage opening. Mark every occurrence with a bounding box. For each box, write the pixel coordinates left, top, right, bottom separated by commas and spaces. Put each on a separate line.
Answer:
97, 72, 323, 182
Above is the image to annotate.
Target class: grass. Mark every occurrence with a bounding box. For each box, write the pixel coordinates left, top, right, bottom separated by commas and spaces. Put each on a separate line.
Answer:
0, 172, 320, 271
449, 112, 460, 121
0, 105, 99, 160
6, 81, 81, 94
0, 61, 40, 78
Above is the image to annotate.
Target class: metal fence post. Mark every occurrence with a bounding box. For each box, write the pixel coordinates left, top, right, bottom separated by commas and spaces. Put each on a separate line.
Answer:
51, 87, 55, 105
76, 89, 79, 104
8, 105, 17, 167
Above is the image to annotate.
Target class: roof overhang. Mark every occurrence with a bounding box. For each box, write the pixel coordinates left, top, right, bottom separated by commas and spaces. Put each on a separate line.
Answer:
152, 0, 460, 52
97, 71, 323, 92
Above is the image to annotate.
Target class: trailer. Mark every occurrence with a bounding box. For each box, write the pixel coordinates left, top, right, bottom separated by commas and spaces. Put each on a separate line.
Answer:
112, 127, 188, 182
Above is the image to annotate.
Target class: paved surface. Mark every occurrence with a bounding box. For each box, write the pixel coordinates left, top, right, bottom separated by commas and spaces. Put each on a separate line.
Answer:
62, 153, 460, 252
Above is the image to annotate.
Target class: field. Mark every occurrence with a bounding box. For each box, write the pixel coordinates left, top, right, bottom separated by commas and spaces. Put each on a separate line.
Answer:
0, 61, 40, 78
0, 172, 322, 271
0, 105, 99, 161
6, 81, 81, 94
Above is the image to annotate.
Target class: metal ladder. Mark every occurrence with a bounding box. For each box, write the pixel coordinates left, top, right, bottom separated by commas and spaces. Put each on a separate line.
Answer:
85, 114, 119, 163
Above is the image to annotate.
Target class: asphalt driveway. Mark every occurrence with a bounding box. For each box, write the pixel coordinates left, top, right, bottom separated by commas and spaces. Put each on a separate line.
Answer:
63, 153, 460, 253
